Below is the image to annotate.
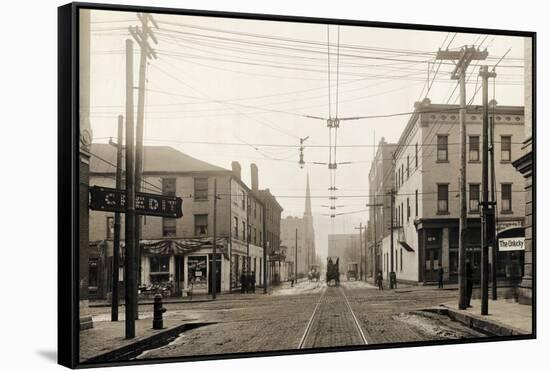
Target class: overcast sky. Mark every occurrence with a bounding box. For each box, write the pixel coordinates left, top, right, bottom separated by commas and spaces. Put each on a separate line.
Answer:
86, 9, 526, 259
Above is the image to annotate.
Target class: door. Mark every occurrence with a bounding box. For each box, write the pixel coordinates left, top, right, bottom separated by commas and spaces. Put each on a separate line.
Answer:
424, 248, 441, 282
208, 254, 222, 294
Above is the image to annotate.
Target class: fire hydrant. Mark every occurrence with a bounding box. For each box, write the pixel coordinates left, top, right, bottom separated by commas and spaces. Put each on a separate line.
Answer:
153, 294, 166, 330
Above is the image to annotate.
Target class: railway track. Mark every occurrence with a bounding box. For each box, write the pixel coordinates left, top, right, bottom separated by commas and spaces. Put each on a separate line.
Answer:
298, 285, 368, 349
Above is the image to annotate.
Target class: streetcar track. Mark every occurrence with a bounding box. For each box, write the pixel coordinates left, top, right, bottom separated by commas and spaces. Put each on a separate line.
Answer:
298, 284, 368, 349
297, 286, 327, 349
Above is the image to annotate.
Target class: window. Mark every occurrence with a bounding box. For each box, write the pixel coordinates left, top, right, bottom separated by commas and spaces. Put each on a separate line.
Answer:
241, 191, 246, 210
437, 184, 449, 213
162, 178, 177, 236
150, 255, 170, 283
415, 143, 418, 168
407, 156, 410, 178
254, 201, 257, 218
89, 258, 99, 288
469, 184, 480, 212
401, 164, 404, 185
233, 217, 239, 238
194, 178, 208, 200
260, 231, 263, 245
501, 136, 511, 161
407, 197, 410, 221
469, 136, 480, 161
253, 227, 257, 245
400, 248, 403, 272
415, 189, 418, 217
501, 184, 512, 212
194, 214, 208, 236
242, 221, 246, 241
437, 135, 448, 161
401, 202, 404, 226
106, 217, 114, 239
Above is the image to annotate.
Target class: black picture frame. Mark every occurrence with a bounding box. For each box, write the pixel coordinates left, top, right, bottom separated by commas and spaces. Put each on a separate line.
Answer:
58, 2, 536, 368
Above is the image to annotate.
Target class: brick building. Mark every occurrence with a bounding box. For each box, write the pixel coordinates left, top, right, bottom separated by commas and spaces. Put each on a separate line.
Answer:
381, 99, 525, 287
366, 137, 396, 279
88, 144, 268, 298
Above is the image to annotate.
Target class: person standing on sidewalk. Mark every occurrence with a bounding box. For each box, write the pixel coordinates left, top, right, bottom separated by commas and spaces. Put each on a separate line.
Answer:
438, 265, 444, 289
250, 272, 256, 293
377, 271, 384, 290
465, 260, 473, 307
240, 272, 247, 294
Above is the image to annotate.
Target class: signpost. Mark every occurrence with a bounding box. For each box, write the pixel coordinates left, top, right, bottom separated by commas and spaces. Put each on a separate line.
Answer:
89, 186, 183, 218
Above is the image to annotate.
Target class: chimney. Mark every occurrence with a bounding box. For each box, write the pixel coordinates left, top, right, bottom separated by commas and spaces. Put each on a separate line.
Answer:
251, 163, 259, 191
231, 161, 241, 180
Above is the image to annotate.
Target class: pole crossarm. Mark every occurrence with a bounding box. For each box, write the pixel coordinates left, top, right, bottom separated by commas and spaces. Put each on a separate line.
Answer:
436, 46, 488, 80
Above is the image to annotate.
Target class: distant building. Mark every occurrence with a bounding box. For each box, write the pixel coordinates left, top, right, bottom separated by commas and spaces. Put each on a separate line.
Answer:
280, 174, 316, 277
367, 137, 396, 279
381, 99, 525, 286
88, 144, 269, 298
328, 234, 361, 280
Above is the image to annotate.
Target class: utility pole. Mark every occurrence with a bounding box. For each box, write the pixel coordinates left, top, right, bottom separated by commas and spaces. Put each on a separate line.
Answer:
436, 46, 488, 310
212, 178, 219, 300
263, 205, 267, 294
489, 100, 498, 301
354, 223, 364, 280
110, 115, 123, 322
388, 189, 396, 289
295, 228, 298, 281
124, 39, 136, 339
130, 14, 158, 319
366, 202, 383, 280
480, 65, 497, 315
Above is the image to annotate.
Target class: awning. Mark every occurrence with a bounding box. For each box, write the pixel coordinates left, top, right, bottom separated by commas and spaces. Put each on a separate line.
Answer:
115, 237, 229, 258
399, 241, 414, 252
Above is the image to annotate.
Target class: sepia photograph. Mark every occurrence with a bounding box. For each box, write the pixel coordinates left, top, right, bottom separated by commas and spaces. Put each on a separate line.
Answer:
59, 2, 535, 367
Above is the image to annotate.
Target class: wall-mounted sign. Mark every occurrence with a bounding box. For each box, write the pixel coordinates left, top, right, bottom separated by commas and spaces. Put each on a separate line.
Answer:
498, 237, 525, 252
89, 186, 183, 218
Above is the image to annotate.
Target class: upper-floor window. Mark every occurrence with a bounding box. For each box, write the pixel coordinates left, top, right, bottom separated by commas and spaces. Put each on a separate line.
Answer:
437, 184, 449, 213
501, 184, 512, 212
401, 164, 404, 185
407, 156, 410, 178
469, 184, 480, 212
415, 143, 418, 168
469, 136, 480, 162
106, 216, 114, 239
437, 135, 448, 161
407, 197, 410, 220
501, 136, 512, 162
415, 189, 418, 217
233, 216, 239, 238
194, 178, 208, 200
194, 214, 208, 236
241, 191, 246, 210
242, 221, 246, 241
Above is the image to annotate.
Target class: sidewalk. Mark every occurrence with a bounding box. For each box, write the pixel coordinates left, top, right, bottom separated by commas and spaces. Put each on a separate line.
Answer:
431, 299, 533, 336
80, 316, 206, 363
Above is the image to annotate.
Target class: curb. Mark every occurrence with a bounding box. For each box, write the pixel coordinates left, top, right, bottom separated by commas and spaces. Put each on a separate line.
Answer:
83, 322, 211, 363
421, 305, 530, 337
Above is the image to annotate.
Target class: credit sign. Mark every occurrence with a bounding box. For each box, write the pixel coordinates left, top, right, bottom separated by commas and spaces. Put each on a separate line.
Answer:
89, 186, 183, 218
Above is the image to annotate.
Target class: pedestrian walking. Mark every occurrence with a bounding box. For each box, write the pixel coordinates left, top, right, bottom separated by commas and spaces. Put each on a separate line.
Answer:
465, 260, 473, 307
250, 272, 256, 293
377, 271, 384, 290
438, 265, 444, 289
240, 272, 247, 294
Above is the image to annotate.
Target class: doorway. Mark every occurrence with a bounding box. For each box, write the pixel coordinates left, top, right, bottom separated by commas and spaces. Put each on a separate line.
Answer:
208, 254, 222, 294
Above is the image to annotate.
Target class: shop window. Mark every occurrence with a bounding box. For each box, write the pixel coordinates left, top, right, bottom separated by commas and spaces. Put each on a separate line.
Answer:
194, 177, 208, 200
469, 184, 480, 212
501, 135, 511, 162
150, 255, 170, 283
469, 136, 480, 161
194, 214, 208, 236
501, 184, 512, 212
437, 135, 448, 161
188, 256, 207, 290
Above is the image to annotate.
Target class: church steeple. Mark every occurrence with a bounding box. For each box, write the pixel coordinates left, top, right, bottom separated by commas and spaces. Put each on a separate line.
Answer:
304, 173, 312, 217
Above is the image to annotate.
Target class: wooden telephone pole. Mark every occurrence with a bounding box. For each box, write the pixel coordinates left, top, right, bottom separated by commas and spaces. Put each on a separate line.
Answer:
354, 223, 364, 280
130, 13, 158, 319
480, 65, 497, 315
110, 115, 123, 322
436, 46, 488, 310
